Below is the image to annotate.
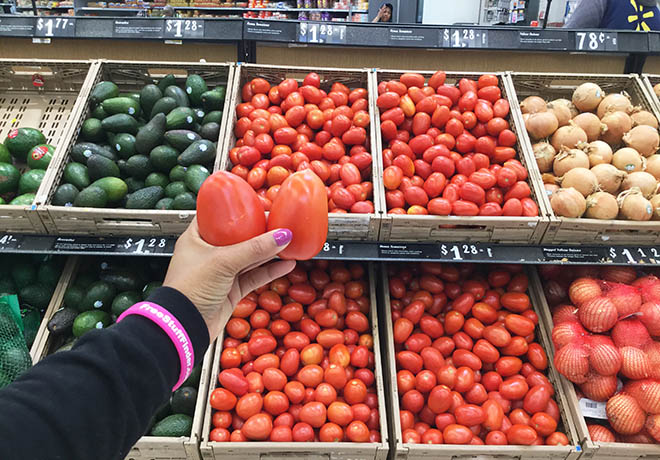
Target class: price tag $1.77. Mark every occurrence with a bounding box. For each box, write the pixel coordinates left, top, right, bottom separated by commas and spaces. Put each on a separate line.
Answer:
35, 17, 75, 37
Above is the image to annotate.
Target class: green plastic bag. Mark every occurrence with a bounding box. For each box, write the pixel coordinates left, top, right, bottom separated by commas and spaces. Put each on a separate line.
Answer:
0, 294, 32, 388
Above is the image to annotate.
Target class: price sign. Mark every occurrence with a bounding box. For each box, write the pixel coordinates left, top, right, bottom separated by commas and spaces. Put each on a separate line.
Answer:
441, 28, 488, 48
575, 31, 618, 51
579, 398, 608, 420
298, 22, 346, 45
0, 234, 22, 251
35, 17, 75, 38
116, 237, 172, 255
440, 244, 494, 261
163, 19, 204, 39
607, 246, 660, 265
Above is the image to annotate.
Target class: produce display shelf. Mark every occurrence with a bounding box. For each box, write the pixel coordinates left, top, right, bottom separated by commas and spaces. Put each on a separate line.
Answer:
37, 60, 235, 237
218, 62, 385, 241
529, 268, 660, 459
374, 70, 548, 245
199, 263, 389, 460
379, 263, 583, 460
508, 72, 660, 245
0, 58, 99, 234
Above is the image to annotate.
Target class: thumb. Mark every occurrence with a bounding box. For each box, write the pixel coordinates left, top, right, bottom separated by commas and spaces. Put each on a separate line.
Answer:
219, 228, 293, 274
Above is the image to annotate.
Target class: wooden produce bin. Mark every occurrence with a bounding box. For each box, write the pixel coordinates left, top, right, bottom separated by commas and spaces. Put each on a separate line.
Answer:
508, 72, 660, 245
379, 264, 582, 460
199, 263, 389, 460
217, 63, 385, 241
38, 60, 235, 236
529, 269, 660, 460
641, 75, 660, 117
0, 59, 98, 233
374, 70, 548, 244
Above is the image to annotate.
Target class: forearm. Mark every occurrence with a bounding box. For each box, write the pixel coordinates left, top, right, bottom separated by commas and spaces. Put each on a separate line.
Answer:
0, 287, 209, 460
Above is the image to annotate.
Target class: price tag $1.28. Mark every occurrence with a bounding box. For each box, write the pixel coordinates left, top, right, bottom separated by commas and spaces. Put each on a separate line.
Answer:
164, 19, 203, 39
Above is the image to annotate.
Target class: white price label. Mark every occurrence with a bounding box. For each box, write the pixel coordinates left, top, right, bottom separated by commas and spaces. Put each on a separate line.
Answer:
164, 19, 204, 39
442, 28, 488, 48
575, 31, 617, 51
35, 17, 75, 38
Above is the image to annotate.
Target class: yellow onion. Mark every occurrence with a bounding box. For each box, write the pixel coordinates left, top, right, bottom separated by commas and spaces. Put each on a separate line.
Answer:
526, 112, 559, 140
560, 167, 599, 197
548, 101, 573, 127
573, 83, 605, 112
631, 110, 659, 129
551, 125, 588, 151
551, 187, 587, 218
650, 194, 660, 220
621, 171, 658, 198
591, 163, 626, 194
601, 111, 633, 146
645, 154, 660, 180
572, 113, 606, 142
623, 125, 660, 157
520, 96, 547, 114
597, 93, 633, 118
617, 188, 653, 221
585, 192, 619, 220
584, 140, 613, 167
613, 147, 644, 173
533, 142, 556, 173
553, 148, 590, 177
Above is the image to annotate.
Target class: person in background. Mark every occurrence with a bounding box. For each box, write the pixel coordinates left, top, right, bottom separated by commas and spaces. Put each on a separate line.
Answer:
0, 219, 296, 460
372, 2, 393, 22
565, 0, 660, 30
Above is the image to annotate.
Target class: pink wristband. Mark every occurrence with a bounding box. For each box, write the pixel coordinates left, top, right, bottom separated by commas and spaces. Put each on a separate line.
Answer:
117, 302, 195, 391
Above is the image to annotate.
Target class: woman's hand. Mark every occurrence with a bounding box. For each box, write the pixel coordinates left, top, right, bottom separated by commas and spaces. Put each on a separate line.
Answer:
164, 218, 296, 340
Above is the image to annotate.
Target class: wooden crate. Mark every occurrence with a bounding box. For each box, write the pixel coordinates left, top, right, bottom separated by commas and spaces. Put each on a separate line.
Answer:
199, 263, 389, 460
508, 72, 660, 245
38, 60, 235, 236
380, 263, 582, 460
374, 70, 548, 244
217, 63, 384, 241
0, 59, 98, 233
641, 75, 660, 118
33, 255, 213, 460
529, 268, 660, 460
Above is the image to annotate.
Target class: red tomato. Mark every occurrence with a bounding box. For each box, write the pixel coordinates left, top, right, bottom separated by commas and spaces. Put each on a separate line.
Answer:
443, 424, 473, 444
267, 170, 328, 260
197, 172, 266, 246
507, 424, 537, 445
242, 414, 273, 440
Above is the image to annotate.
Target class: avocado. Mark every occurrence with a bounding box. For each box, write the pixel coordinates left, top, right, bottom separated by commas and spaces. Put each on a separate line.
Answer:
71, 142, 116, 164
140, 84, 163, 118
178, 140, 215, 167
110, 291, 141, 318
0, 277, 15, 295
52, 184, 79, 207
22, 309, 40, 347
81, 281, 116, 312
0, 345, 31, 383
0, 144, 11, 163
199, 123, 220, 141
164, 85, 189, 108
72, 310, 111, 337
18, 283, 51, 310
81, 118, 105, 142
169, 165, 187, 182
10, 194, 35, 206
183, 164, 210, 194
173, 192, 196, 210
124, 177, 145, 194
0, 162, 20, 194
47, 307, 78, 336
102, 97, 140, 117
100, 269, 143, 291
125, 186, 164, 209
101, 114, 138, 134
125, 155, 153, 179
191, 108, 205, 124
112, 133, 137, 159
12, 263, 37, 289
157, 74, 177, 93
142, 281, 162, 299
155, 197, 174, 210
136, 113, 166, 155
90, 81, 119, 105
92, 177, 128, 202
17, 170, 45, 195
63, 162, 90, 191
212, 86, 226, 101
150, 145, 179, 173
63, 285, 84, 310
91, 105, 108, 120
166, 107, 195, 130
4, 128, 46, 162
150, 414, 192, 437
74, 273, 96, 290
170, 386, 197, 416
200, 89, 224, 111
87, 154, 120, 181
164, 130, 201, 151
53, 338, 77, 354
165, 181, 189, 199
202, 111, 223, 125
145, 172, 169, 188
182, 363, 202, 388
37, 260, 61, 287
73, 186, 107, 208
185, 74, 208, 107
27, 144, 55, 170
150, 97, 178, 119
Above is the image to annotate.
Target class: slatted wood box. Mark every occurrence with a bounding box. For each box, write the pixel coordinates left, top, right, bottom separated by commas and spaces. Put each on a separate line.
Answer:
0, 59, 98, 233
374, 70, 548, 244
217, 63, 385, 241
38, 60, 234, 236
508, 72, 660, 245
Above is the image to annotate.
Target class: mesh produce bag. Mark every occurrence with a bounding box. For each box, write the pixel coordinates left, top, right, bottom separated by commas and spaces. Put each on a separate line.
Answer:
0, 295, 32, 388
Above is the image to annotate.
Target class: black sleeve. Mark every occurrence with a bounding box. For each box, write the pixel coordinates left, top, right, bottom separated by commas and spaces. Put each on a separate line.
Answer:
0, 287, 210, 460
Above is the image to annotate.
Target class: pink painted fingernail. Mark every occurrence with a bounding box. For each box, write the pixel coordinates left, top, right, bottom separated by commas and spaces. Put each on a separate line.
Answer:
273, 229, 292, 246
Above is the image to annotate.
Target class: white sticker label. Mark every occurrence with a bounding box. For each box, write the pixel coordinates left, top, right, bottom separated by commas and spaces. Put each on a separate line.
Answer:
186, 86, 192, 94
187, 133, 195, 140
83, 149, 92, 158
128, 107, 135, 115
95, 321, 104, 329
115, 144, 121, 151
199, 143, 207, 151
579, 398, 608, 420
186, 116, 193, 123
93, 300, 103, 309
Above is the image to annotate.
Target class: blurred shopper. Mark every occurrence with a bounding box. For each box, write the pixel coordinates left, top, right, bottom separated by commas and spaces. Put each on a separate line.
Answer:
372, 2, 393, 22
565, 0, 660, 30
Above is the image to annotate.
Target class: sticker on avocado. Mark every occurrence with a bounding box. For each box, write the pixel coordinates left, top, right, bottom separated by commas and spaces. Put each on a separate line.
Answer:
199, 143, 207, 151
31, 146, 48, 160
7, 129, 18, 139
94, 300, 103, 309
95, 321, 104, 329
128, 107, 136, 115
187, 133, 195, 140
83, 149, 92, 158
186, 86, 192, 94
186, 116, 193, 123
